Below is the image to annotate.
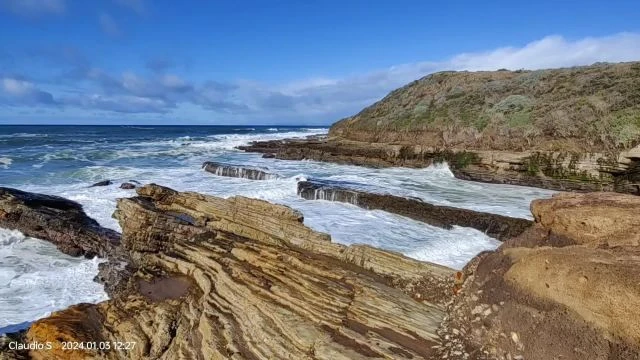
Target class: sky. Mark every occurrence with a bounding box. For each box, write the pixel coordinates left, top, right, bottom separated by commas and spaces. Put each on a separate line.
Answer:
0, 0, 639, 125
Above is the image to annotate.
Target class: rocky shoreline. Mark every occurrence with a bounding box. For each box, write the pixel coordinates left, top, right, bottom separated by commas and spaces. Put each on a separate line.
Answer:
297, 179, 531, 241
0, 181, 638, 359
239, 137, 640, 195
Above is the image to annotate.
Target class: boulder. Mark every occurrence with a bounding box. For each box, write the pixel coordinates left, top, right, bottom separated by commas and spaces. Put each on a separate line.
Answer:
0, 187, 120, 257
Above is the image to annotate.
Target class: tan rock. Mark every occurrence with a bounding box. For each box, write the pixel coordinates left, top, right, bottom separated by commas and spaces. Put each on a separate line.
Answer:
531, 192, 640, 247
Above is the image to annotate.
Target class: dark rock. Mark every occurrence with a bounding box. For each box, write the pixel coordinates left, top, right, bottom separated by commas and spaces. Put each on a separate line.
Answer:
119, 182, 136, 189
0, 187, 120, 257
89, 180, 112, 187
202, 161, 278, 180
297, 179, 532, 241
262, 153, 276, 158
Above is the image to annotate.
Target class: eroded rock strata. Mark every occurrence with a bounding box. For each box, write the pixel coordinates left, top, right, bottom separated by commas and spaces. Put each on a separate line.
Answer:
240, 138, 640, 194
202, 161, 278, 180
2, 186, 639, 359
21, 184, 456, 359
297, 179, 532, 241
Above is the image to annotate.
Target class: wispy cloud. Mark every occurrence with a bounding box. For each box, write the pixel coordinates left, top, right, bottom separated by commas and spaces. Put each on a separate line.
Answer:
0, 0, 65, 17
2, 32, 640, 120
99, 13, 122, 38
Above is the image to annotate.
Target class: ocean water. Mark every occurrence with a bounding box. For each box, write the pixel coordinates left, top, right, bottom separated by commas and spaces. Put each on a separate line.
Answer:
0, 125, 555, 332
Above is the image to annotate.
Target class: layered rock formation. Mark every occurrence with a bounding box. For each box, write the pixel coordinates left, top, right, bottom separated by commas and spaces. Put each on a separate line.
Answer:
0, 187, 120, 257
17, 184, 456, 359
3, 185, 639, 359
297, 179, 531, 241
241, 138, 640, 194
202, 161, 278, 180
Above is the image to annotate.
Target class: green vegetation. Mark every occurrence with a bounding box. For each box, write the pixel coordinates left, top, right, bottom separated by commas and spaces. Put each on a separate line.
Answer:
331, 62, 640, 152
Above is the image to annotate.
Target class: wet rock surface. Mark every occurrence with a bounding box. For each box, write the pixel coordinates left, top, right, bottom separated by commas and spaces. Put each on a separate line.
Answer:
119, 182, 136, 190
298, 179, 532, 241
240, 139, 640, 194
202, 161, 278, 180
90, 180, 113, 187
0, 187, 120, 257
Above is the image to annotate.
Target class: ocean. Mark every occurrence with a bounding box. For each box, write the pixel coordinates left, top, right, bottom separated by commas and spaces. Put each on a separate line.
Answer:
0, 125, 554, 333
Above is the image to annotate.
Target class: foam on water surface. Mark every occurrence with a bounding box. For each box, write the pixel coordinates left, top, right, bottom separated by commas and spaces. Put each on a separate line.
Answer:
0, 229, 107, 332
0, 126, 555, 330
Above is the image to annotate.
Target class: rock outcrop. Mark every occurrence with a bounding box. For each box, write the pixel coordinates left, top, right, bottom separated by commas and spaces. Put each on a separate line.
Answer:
4, 186, 640, 359
21, 184, 455, 359
0, 187, 120, 257
202, 161, 278, 180
298, 179, 532, 241
241, 138, 640, 194
438, 192, 640, 359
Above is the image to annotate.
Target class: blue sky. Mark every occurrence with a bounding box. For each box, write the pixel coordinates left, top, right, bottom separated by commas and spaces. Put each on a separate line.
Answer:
1, 0, 639, 125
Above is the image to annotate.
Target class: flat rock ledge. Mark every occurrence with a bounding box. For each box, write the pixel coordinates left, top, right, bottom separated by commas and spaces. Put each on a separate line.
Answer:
8, 184, 455, 360
239, 138, 640, 195
297, 179, 532, 241
202, 161, 278, 180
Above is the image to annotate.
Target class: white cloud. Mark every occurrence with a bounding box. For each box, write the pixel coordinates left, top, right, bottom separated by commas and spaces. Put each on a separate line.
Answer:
0, 77, 56, 105
0, 0, 65, 17
2, 78, 36, 95
3, 32, 640, 122
447, 33, 640, 71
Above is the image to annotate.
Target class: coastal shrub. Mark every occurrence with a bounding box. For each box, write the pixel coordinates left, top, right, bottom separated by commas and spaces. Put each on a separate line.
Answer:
493, 95, 534, 113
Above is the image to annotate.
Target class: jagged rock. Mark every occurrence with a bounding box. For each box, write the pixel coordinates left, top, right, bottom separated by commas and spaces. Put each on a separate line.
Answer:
240, 138, 640, 194
438, 192, 640, 360
202, 161, 278, 180
90, 180, 113, 187
298, 179, 532, 241
0, 187, 120, 257
24, 184, 455, 359
119, 183, 136, 190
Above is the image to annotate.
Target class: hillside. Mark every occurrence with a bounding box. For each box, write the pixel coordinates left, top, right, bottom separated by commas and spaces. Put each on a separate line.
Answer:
330, 62, 640, 152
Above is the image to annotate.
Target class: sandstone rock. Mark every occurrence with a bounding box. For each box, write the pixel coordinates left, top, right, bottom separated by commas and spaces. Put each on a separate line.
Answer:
202, 161, 278, 180
23, 184, 456, 359
0, 187, 120, 257
531, 192, 640, 247
298, 179, 532, 241
438, 191, 640, 360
